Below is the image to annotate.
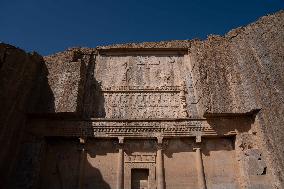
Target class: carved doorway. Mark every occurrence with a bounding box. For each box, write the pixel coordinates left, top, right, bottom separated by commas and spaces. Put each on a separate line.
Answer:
131, 169, 149, 189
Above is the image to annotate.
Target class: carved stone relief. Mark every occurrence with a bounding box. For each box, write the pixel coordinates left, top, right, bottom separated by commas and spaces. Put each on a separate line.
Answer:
94, 52, 198, 119
125, 152, 156, 163
103, 92, 181, 118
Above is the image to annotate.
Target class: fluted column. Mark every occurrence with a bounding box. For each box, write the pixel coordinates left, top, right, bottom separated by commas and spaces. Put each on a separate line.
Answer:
117, 137, 124, 189
78, 138, 86, 189
156, 137, 165, 189
194, 147, 206, 189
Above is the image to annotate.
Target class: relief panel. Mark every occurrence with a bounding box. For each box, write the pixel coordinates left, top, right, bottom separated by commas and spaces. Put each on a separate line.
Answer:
94, 52, 198, 119
103, 92, 181, 118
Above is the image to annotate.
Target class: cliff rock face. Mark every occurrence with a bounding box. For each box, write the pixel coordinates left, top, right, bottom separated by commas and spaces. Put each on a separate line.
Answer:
190, 10, 284, 188
44, 50, 87, 113
0, 10, 283, 189
0, 43, 52, 187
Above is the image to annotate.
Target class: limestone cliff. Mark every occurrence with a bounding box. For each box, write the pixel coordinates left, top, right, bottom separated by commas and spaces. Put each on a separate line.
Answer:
190, 10, 284, 188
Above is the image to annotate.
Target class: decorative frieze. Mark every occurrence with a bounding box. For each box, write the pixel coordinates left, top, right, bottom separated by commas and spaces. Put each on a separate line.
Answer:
101, 85, 182, 92
101, 86, 190, 118
29, 119, 237, 138
125, 153, 156, 163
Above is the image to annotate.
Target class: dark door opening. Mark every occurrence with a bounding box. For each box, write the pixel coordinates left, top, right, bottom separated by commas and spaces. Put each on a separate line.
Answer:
131, 169, 149, 189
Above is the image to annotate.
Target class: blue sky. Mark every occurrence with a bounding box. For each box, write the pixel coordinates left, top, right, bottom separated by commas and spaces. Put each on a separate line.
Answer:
0, 0, 283, 55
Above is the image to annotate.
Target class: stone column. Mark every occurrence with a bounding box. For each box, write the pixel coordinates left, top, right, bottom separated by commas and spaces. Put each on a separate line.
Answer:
156, 137, 165, 189
194, 147, 206, 189
78, 138, 86, 189
117, 137, 124, 189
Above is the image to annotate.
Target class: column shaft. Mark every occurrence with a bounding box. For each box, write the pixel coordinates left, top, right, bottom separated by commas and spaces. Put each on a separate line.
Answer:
196, 148, 206, 189
78, 147, 86, 189
156, 148, 165, 189
117, 147, 124, 189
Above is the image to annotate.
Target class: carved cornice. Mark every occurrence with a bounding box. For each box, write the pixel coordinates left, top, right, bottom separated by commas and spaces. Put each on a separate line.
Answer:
29, 119, 239, 138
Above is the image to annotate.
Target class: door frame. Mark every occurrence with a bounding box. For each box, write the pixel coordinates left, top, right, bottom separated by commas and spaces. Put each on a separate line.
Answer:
124, 163, 156, 189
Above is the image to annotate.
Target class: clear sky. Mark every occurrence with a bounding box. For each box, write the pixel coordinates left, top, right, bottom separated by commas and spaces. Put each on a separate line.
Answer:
0, 0, 283, 55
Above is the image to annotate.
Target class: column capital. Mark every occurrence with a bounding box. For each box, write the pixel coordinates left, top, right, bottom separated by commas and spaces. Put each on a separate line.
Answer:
193, 147, 201, 151
157, 137, 163, 144
78, 138, 87, 189
156, 137, 169, 150
192, 142, 202, 151
114, 137, 125, 150
79, 137, 86, 144
78, 137, 86, 151
196, 135, 202, 143
118, 137, 124, 144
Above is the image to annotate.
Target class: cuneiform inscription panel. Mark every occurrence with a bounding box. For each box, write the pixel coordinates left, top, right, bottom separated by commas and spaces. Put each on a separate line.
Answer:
104, 92, 181, 118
